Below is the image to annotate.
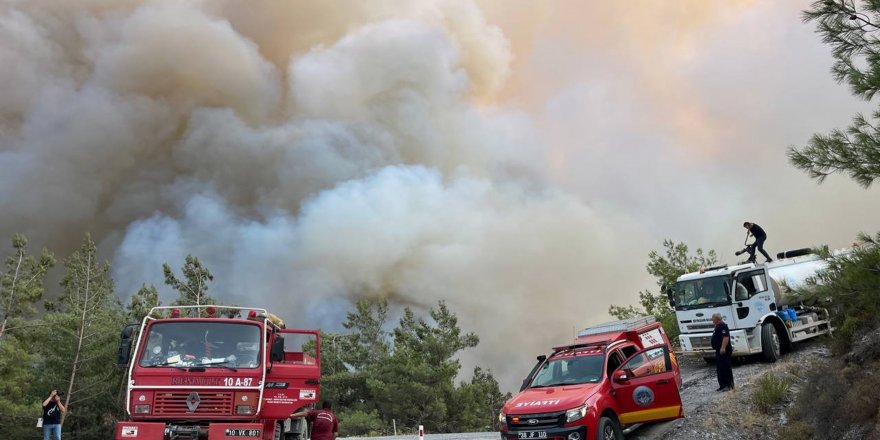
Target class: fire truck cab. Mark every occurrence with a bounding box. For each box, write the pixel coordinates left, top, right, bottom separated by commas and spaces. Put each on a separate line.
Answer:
115, 305, 320, 440
499, 317, 683, 440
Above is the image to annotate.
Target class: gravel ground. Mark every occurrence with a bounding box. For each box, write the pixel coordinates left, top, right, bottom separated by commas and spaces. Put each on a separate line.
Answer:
629, 340, 832, 440
340, 341, 831, 440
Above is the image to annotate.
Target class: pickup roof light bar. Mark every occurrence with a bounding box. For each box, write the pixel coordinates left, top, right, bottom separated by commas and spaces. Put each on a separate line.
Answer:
577, 316, 656, 338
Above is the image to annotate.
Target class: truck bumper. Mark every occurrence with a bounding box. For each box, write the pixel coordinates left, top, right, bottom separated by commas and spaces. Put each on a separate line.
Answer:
115, 422, 265, 439
500, 426, 587, 440
679, 329, 756, 357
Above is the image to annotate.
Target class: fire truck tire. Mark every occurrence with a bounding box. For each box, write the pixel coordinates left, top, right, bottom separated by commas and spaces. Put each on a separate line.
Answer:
761, 323, 780, 363
596, 415, 623, 440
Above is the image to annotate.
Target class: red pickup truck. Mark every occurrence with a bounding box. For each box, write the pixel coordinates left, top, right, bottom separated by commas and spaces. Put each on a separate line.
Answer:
499, 317, 683, 440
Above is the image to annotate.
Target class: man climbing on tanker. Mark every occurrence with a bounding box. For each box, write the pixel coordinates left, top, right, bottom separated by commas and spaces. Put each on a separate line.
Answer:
743, 221, 773, 263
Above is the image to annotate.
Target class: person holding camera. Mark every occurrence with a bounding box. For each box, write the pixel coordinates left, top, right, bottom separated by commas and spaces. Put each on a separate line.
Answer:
41, 389, 66, 440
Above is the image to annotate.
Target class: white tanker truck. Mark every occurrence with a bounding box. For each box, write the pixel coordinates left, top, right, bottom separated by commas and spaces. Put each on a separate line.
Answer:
669, 247, 848, 362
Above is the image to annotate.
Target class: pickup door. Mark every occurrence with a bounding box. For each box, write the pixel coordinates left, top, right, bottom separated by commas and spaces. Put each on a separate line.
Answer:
611, 346, 684, 425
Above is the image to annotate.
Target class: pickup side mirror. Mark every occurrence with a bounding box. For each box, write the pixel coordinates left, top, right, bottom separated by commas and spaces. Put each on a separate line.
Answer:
117, 324, 139, 367
520, 354, 548, 391
612, 369, 630, 384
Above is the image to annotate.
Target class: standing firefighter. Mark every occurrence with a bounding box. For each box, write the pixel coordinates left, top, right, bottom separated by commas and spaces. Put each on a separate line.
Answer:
711, 313, 734, 391
292, 401, 338, 440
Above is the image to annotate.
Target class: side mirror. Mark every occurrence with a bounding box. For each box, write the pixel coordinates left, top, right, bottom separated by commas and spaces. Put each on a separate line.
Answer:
612, 370, 630, 384
117, 324, 139, 367
520, 355, 548, 392
663, 284, 675, 307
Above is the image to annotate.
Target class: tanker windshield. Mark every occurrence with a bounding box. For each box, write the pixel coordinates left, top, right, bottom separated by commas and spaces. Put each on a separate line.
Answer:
674, 276, 731, 310
529, 354, 603, 387
138, 321, 261, 369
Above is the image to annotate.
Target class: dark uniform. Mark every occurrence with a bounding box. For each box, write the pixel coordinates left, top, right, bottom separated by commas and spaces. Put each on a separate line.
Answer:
711, 321, 734, 390
748, 223, 772, 262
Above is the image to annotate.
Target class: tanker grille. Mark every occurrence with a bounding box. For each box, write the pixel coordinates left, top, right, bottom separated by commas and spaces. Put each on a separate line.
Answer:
154, 391, 233, 416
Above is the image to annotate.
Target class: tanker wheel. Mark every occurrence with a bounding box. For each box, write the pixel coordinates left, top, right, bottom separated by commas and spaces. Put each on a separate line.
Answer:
761, 322, 780, 363
596, 415, 623, 440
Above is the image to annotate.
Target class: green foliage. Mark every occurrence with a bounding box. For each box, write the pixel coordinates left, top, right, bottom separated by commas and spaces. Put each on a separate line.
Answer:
786, 358, 880, 439
0, 334, 42, 440
751, 372, 792, 414
0, 233, 55, 338
337, 409, 384, 437
163, 254, 215, 307
39, 234, 125, 438
790, 1, 880, 187
126, 284, 160, 322
791, 232, 880, 353
318, 298, 503, 435
609, 240, 717, 345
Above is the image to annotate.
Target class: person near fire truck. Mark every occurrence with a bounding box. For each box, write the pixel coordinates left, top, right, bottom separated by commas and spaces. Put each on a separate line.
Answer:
291, 400, 338, 440
711, 313, 735, 391
41, 389, 66, 440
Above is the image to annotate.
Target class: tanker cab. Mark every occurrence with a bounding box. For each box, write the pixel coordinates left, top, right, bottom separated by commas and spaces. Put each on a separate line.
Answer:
730, 268, 774, 330
611, 346, 684, 425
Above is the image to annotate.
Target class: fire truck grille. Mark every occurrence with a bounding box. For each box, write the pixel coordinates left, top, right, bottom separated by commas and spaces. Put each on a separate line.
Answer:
507, 411, 565, 430
154, 391, 234, 416
690, 336, 713, 350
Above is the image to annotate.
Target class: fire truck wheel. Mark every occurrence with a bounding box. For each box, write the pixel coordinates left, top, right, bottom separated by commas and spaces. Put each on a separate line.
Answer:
761, 322, 780, 363
596, 415, 622, 440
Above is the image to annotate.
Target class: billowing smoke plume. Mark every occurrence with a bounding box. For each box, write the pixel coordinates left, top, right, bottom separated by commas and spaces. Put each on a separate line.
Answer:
1, 0, 636, 389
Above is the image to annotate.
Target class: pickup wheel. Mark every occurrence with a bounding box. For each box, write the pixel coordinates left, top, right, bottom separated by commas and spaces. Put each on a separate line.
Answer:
596, 416, 623, 440
761, 322, 780, 363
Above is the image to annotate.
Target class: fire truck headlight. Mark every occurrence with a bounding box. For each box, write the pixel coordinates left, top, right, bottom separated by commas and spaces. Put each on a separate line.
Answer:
565, 405, 587, 423
498, 411, 506, 424
134, 404, 151, 414
235, 405, 255, 415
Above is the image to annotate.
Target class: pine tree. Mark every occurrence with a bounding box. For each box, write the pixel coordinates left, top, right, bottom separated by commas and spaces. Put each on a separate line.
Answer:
163, 255, 215, 307
790, 1, 880, 187
0, 233, 55, 339
38, 234, 124, 437
126, 284, 160, 322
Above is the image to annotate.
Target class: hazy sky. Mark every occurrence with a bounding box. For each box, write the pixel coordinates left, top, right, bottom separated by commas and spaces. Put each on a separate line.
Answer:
1, 0, 876, 390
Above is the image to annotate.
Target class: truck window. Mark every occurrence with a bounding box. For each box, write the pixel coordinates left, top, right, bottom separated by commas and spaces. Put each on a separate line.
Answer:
735, 270, 767, 300
674, 276, 730, 309
138, 321, 261, 369
620, 345, 637, 360
529, 354, 603, 387
619, 347, 668, 378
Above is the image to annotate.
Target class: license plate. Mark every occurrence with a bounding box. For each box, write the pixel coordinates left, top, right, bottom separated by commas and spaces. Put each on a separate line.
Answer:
224, 429, 261, 437
518, 432, 548, 439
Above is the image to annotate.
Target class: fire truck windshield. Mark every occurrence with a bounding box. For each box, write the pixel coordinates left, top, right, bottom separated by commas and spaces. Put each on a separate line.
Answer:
674, 275, 731, 310
529, 354, 603, 387
138, 321, 262, 369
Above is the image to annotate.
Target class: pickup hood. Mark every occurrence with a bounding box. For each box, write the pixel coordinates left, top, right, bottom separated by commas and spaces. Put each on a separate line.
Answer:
505, 384, 600, 414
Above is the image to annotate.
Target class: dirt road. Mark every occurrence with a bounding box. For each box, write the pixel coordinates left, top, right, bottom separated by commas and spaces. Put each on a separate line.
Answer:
629, 340, 830, 440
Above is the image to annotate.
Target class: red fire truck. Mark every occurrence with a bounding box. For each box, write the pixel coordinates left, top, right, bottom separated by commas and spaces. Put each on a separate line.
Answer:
499, 317, 683, 440
114, 305, 321, 440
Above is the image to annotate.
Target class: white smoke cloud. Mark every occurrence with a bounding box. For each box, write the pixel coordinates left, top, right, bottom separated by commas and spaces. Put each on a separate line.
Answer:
1, 0, 623, 390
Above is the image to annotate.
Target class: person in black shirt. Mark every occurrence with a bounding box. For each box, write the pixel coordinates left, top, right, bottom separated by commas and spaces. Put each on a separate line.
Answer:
711, 313, 734, 391
42, 389, 66, 440
743, 222, 773, 263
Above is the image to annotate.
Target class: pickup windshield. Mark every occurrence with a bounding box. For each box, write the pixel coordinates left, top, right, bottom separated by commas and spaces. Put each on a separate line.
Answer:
138, 321, 261, 369
674, 276, 731, 310
529, 354, 603, 387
